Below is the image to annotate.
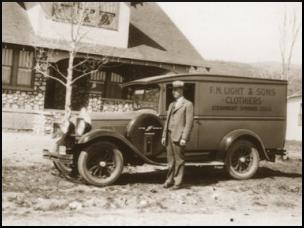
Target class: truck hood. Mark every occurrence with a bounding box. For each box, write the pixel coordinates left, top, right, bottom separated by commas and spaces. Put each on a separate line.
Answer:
89, 109, 157, 121
88, 109, 158, 136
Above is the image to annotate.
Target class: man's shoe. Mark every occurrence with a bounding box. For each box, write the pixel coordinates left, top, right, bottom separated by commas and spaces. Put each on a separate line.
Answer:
171, 185, 183, 190
162, 182, 174, 188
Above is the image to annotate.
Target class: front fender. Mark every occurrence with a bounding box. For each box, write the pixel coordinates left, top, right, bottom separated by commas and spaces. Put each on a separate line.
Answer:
77, 129, 165, 166
216, 129, 269, 161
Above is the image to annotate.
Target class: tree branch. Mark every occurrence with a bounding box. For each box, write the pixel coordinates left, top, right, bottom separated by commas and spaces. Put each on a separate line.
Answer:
49, 64, 67, 80
72, 62, 104, 84
35, 67, 66, 87
75, 28, 92, 46
75, 3, 88, 39
72, 70, 95, 84
72, 56, 91, 69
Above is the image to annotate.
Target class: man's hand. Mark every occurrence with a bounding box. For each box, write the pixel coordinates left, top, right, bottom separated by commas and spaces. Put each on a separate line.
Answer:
180, 139, 186, 146
161, 138, 166, 146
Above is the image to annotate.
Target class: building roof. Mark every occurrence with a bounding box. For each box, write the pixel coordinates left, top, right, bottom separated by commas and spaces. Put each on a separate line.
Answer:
2, 2, 36, 47
2, 2, 205, 67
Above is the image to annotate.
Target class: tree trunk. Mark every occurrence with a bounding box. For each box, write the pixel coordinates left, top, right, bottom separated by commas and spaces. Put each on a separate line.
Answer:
65, 51, 75, 113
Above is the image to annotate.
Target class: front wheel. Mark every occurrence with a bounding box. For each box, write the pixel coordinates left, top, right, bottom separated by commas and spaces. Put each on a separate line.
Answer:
225, 140, 260, 180
78, 142, 124, 187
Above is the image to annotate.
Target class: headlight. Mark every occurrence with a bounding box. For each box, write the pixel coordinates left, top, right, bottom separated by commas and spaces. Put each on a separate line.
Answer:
61, 120, 70, 134
60, 120, 75, 135
76, 119, 86, 135
76, 119, 91, 136
76, 108, 92, 136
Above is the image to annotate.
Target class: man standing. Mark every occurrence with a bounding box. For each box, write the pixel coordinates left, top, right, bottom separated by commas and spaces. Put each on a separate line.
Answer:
161, 81, 194, 190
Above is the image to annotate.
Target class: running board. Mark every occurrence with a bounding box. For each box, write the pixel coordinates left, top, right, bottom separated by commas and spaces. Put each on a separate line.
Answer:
186, 161, 224, 166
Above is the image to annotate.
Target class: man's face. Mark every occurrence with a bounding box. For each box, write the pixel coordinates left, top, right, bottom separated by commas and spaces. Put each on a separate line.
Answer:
172, 88, 183, 99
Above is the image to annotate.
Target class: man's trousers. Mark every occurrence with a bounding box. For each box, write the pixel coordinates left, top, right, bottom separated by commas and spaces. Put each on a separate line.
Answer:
165, 132, 185, 186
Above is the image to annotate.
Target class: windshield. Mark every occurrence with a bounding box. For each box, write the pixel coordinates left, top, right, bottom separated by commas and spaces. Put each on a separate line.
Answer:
125, 85, 160, 111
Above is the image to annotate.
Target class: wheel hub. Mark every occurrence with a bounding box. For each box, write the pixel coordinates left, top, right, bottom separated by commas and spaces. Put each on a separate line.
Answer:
99, 161, 106, 167
239, 157, 246, 163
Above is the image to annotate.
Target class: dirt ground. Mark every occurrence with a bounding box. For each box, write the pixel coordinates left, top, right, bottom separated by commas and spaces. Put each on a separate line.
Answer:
2, 131, 302, 226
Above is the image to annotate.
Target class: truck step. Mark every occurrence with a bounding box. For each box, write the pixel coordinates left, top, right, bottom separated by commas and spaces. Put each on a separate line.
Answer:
186, 161, 225, 166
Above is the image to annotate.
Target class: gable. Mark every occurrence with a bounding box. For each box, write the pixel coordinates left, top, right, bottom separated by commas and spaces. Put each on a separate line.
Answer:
129, 2, 204, 66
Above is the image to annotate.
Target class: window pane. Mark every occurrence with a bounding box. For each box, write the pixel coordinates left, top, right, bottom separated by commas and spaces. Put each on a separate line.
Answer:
90, 71, 105, 81
17, 69, 32, 86
110, 72, 123, 84
299, 103, 302, 126
19, 50, 34, 68
2, 66, 11, 84
2, 48, 13, 66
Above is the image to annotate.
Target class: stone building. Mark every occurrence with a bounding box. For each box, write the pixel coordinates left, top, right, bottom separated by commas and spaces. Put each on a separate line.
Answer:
2, 2, 206, 132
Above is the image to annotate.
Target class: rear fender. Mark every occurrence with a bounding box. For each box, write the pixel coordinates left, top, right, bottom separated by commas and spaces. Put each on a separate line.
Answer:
77, 129, 164, 166
217, 129, 269, 161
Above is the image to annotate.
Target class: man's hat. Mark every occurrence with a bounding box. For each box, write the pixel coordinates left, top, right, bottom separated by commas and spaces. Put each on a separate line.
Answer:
172, 80, 184, 88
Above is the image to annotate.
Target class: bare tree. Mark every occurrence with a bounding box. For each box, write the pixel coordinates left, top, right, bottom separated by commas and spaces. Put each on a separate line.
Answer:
34, 2, 118, 113
279, 6, 301, 80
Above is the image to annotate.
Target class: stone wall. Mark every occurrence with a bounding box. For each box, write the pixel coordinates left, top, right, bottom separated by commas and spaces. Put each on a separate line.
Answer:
2, 72, 46, 110
2, 70, 48, 134
88, 95, 134, 112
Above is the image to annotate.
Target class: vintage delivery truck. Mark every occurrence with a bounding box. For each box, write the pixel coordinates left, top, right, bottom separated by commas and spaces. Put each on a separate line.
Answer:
44, 73, 287, 186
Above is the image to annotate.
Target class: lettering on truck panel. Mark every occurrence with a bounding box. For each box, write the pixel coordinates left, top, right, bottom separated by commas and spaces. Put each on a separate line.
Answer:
204, 83, 284, 116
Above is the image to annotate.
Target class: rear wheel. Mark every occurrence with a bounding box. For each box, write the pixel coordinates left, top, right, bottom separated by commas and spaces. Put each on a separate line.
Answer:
78, 142, 124, 187
225, 140, 260, 180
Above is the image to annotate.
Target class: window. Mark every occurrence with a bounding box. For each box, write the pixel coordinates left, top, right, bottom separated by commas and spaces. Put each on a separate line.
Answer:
52, 2, 119, 30
108, 72, 123, 98
89, 70, 106, 94
89, 71, 124, 98
2, 48, 13, 84
110, 72, 123, 84
130, 85, 160, 111
299, 103, 302, 126
2, 47, 34, 88
166, 83, 195, 110
17, 50, 34, 86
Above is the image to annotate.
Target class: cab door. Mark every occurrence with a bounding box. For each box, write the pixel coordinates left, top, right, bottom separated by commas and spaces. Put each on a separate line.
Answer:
161, 82, 199, 152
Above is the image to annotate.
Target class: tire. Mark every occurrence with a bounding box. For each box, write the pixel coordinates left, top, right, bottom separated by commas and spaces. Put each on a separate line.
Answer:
78, 142, 124, 187
225, 140, 260, 180
53, 161, 73, 176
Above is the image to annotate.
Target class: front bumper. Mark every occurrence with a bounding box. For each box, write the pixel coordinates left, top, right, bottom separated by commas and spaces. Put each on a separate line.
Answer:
43, 149, 74, 165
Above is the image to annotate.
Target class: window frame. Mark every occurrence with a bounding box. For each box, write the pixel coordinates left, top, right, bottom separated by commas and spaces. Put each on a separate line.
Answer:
2, 45, 35, 91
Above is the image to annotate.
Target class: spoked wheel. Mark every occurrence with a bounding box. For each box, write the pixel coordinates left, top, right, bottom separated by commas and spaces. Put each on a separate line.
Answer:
78, 142, 124, 187
225, 140, 260, 180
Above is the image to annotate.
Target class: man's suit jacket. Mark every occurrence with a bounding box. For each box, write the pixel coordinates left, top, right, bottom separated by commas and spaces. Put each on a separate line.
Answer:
162, 98, 194, 143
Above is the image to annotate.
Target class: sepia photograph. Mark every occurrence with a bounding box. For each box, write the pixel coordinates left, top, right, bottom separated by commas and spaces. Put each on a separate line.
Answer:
2, 2, 302, 226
